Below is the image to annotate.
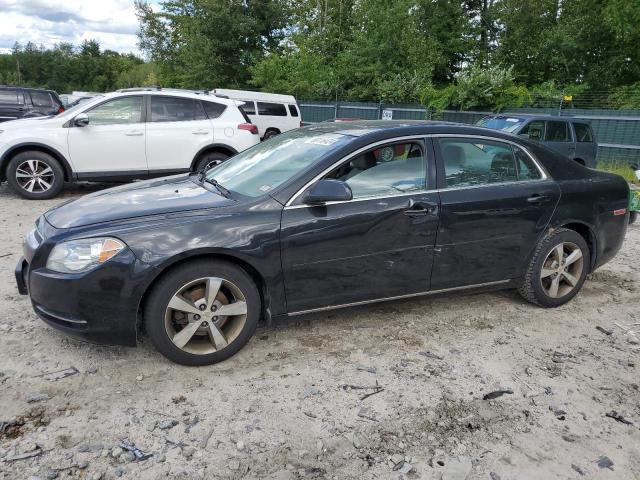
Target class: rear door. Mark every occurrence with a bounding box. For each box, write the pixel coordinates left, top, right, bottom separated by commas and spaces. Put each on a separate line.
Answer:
280, 138, 439, 312
256, 101, 289, 137
28, 90, 59, 116
145, 95, 213, 172
431, 136, 560, 290
571, 122, 597, 167
0, 87, 25, 122
544, 120, 575, 158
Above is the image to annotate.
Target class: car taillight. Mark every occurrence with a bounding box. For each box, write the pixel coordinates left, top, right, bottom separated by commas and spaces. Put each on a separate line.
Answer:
300, 121, 303, 128
57, 106, 65, 114
238, 123, 258, 135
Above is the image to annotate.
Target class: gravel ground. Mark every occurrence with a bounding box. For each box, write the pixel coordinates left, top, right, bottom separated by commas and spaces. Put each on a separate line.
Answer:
0, 183, 639, 480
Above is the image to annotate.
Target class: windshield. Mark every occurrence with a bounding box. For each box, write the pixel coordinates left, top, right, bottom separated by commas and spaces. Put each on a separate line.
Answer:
206, 129, 352, 197
477, 116, 526, 133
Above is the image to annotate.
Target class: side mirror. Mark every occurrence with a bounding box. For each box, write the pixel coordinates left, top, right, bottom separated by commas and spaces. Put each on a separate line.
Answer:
303, 179, 352, 205
74, 113, 89, 127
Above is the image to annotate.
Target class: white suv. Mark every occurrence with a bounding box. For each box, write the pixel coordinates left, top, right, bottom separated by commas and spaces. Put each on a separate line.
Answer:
0, 88, 260, 199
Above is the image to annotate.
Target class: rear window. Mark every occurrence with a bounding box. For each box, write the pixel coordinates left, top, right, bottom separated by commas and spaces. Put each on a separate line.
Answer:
29, 90, 54, 107
0, 88, 20, 104
202, 101, 227, 119
573, 123, 593, 143
150, 96, 206, 122
257, 102, 287, 116
288, 104, 299, 117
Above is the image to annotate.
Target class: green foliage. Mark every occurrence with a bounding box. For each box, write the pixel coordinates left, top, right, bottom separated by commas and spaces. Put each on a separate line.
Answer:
596, 162, 639, 185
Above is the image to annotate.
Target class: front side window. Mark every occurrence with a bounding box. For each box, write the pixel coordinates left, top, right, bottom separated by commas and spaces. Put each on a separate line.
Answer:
257, 102, 287, 116
0, 88, 19, 104
573, 123, 593, 142
324, 142, 426, 199
520, 120, 545, 140
30, 91, 53, 107
150, 96, 206, 122
86, 96, 143, 125
545, 121, 570, 142
440, 139, 524, 187
207, 128, 352, 198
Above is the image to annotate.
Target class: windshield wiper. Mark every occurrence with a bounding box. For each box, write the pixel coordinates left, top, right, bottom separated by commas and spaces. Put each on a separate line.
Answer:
196, 171, 231, 198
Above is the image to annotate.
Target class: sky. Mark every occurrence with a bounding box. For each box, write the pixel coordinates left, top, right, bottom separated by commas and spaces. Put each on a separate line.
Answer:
0, 0, 161, 55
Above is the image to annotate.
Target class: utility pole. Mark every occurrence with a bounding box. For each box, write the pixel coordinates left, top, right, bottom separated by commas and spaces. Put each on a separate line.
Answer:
16, 58, 22, 85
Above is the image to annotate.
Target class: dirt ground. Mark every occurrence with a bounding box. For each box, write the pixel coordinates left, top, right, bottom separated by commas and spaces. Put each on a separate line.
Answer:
0, 183, 638, 480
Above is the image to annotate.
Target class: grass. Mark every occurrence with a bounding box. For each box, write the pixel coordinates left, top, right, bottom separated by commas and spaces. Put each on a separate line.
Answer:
596, 162, 639, 185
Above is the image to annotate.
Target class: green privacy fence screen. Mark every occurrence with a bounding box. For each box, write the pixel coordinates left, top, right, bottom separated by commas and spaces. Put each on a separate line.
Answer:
298, 101, 640, 166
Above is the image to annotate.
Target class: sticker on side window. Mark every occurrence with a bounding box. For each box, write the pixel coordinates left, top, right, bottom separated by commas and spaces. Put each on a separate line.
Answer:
304, 134, 342, 146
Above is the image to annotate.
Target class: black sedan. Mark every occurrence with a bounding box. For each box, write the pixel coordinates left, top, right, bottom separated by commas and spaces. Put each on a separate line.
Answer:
16, 121, 629, 365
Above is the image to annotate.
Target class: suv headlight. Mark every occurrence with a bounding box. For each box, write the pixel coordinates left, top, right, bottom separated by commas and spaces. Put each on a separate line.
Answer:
46, 238, 125, 273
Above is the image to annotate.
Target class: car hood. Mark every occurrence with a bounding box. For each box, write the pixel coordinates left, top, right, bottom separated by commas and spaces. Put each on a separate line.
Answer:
45, 175, 235, 229
0, 116, 60, 130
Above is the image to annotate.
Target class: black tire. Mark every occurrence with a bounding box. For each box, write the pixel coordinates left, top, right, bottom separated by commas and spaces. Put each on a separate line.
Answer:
263, 129, 280, 140
630, 211, 637, 225
144, 259, 261, 366
6, 151, 64, 199
194, 152, 229, 173
518, 228, 590, 308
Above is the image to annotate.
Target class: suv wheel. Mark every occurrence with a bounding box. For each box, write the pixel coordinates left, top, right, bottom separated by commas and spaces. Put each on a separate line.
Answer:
6, 151, 64, 199
518, 228, 590, 308
195, 152, 229, 172
144, 259, 261, 366
263, 129, 280, 140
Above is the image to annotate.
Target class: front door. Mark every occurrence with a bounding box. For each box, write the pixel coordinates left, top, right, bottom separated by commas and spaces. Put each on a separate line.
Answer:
68, 95, 147, 175
145, 95, 214, 172
281, 139, 439, 313
431, 136, 560, 290
0, 88, 25, 122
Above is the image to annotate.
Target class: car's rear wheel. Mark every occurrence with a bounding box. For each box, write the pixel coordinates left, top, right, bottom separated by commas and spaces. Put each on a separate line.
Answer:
518, 228, 590, 308
144, 260, 260, 366
6, 151, 64, 199
194, 152, 229, 173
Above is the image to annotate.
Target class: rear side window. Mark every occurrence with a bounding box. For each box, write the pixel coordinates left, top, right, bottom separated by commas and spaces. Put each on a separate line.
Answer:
257, 102, 287, 116
288, 105, 299, 117
150, 96, 206, 122
545, 121, 571, 142
202, 101, 227, 119
573, 123, 593, 142
30, 91, 53, 107
0, 88, 20, 104
241, 101, 256, 115
440, 139, 519, 187
513, 146, 542, 180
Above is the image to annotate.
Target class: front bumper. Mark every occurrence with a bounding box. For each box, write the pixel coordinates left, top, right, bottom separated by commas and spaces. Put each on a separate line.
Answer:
16, 248, 152, 347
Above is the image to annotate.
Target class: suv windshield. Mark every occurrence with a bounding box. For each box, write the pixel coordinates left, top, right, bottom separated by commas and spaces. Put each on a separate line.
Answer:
477, 116, 526, 133
207, 129, 352, 198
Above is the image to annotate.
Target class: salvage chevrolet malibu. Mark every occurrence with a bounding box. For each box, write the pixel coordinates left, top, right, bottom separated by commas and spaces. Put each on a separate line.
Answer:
16, 121, 629, 365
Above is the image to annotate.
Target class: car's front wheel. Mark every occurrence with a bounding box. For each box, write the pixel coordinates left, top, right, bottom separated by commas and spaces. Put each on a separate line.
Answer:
518, 228, 590, 308
144, 259, 261, 366
6, 151, 64, 199
194, 152, 229, 173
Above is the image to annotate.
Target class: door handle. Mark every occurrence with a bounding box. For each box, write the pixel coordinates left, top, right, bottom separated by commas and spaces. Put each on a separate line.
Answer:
527, 194, 550, 204
404, 199, 438, 217
125, 131, 143, 136
192, 129, 209, 135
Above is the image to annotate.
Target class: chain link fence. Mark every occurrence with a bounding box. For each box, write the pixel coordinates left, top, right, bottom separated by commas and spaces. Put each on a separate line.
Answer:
299, 101, 640, 166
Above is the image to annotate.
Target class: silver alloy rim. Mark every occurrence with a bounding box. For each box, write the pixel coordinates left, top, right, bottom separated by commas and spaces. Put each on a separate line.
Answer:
164, 277, 247, 355
15, 160, 54, 193
540, 242, 584, 299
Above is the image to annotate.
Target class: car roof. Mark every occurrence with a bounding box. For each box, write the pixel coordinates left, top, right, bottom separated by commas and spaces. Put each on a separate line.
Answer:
485, 114, 587, 122
108, 89, 239, 105
303, 119, 477, 137
212, 89, 297, 104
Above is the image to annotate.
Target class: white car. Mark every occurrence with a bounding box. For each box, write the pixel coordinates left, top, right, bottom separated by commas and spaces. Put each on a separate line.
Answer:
212, 89, 301, 140
0, 88, 260, 199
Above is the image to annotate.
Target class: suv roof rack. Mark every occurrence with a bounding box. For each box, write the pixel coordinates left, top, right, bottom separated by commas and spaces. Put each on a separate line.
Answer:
116, 87, 212, 96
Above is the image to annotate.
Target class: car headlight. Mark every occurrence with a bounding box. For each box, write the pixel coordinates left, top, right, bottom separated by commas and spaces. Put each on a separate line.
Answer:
46, 238, 126, 273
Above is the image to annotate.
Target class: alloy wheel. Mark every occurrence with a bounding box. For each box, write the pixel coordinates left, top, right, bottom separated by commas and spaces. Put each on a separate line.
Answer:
540, 242, 584, 299
15, 160, 55, 193
164, 277, 248, 355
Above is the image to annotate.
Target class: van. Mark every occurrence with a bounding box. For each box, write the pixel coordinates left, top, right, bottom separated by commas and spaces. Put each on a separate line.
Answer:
212, 89, 301, 140
477, 114, 598, 168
